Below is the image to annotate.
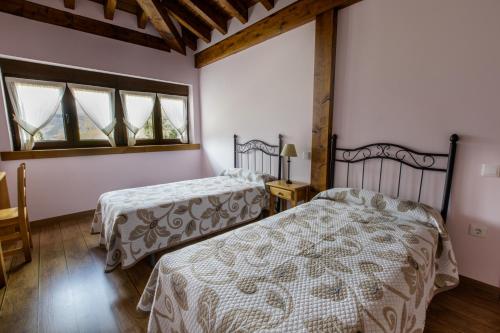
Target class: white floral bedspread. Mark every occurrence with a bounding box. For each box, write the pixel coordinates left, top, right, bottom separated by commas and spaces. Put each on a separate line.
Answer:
91, 169, 271, 272
137, 188, 459, 333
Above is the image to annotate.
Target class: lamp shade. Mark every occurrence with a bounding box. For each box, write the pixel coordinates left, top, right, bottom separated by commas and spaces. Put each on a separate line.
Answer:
281, 144, 297, 157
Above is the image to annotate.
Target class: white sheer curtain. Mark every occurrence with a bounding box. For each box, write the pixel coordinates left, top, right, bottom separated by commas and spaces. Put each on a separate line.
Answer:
5, 77, 66, 150
68, 83, 116, 146
119, 91, 156, 146
158, 94, 188, 143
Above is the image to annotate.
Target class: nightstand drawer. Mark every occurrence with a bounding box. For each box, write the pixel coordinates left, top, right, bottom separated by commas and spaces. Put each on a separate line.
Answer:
269, 187, 293, 200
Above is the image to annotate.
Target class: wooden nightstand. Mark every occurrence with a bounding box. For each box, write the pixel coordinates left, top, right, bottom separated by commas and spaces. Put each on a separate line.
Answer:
266, 180, 310, 216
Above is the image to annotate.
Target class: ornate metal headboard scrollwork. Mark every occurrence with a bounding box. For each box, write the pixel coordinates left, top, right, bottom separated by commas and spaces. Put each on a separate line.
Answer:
329, 134, 459, 221
234, 134, 283, 179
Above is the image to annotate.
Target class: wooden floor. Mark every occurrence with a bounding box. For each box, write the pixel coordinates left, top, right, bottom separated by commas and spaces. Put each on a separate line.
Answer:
0, 215, 499, 333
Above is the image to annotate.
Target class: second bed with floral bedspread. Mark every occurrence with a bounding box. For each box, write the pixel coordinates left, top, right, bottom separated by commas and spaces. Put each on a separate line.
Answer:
91, 169, 271, 272
138, 188, 459, 332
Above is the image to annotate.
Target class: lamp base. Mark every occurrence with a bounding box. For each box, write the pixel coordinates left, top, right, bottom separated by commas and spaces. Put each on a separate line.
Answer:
286, 156, 293, 185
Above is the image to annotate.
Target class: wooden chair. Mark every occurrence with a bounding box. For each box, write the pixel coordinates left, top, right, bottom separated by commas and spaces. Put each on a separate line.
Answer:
0, 163, 32, 288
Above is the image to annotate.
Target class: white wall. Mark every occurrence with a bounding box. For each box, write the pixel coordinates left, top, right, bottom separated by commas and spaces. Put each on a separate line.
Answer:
0, 12, 203, 220
200, 22, 315, 181
335, 0, 500, 287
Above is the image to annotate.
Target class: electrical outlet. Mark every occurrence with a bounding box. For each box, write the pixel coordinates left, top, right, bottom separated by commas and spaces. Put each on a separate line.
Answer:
480, 164, 500, 177
469, 224, 488, 238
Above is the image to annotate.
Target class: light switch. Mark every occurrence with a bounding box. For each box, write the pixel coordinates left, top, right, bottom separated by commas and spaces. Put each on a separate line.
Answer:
480, 164, 500, 177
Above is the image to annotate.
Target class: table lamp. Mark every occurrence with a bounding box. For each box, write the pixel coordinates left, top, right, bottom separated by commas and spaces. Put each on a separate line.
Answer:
281, 144, 297, 184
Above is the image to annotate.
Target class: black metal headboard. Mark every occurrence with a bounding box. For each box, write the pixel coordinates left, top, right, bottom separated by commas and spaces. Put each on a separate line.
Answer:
234, 134, 283, 179
329, 134, 459, 221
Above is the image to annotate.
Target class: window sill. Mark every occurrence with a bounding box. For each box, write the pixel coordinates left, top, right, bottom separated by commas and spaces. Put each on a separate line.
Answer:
0, 144, 201, 161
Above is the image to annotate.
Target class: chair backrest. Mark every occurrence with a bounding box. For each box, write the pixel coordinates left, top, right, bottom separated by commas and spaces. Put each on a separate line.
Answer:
0, 171, 10, 209
17, 163, 27, 220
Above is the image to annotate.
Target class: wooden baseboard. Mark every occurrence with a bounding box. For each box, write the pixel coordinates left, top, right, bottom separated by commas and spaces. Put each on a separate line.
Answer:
459, 275, 500, 298
31, 210, 95, 227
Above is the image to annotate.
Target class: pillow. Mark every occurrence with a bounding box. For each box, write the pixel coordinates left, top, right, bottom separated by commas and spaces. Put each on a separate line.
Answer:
219, 168, 276, 185
313, 187, 446, 233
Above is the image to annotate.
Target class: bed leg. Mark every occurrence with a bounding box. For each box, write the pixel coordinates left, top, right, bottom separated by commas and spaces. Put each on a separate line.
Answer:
148, 253, 156, 267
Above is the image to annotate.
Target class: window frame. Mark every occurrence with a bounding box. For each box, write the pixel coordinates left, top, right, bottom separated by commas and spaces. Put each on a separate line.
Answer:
0, 58, 190, 151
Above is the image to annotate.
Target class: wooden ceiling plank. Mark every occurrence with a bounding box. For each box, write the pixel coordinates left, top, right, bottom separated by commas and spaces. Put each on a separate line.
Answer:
181, 0, 228, 35
87, 0, 137, 15
136, 0, 186, 55
104, 0, 117, 20
137, 8, 148, 29
260, 0, 274, 10
195, 0, 363, 68
0, 0, 170, 52
64, 0, 76, 9
217, 0, 248, 24
163, 1, 212, 43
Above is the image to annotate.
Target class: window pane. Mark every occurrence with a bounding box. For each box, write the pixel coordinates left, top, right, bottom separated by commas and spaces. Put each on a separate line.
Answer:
158, 95, 188, 142
69, 84, 115, 142
34, 106, 66, 142
76, 104, 108, 140
120, 91, 156, 143
5, 77, 67, 149
136, 114, 154, 140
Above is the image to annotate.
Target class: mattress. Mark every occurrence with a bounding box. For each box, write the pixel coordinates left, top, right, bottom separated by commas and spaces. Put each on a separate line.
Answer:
91, 168, 272, 272
137, 188, 459, 332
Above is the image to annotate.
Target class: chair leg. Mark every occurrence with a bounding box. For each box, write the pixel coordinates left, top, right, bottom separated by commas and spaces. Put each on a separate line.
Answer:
26, 212, 33, 248
18, 217, 32, 263
0, 243, 7, 288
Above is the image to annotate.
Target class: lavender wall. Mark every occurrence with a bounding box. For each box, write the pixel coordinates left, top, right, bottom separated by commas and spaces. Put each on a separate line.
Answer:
335, 0, 500, 287
200, 22, 315, 181
0, 12, 203, 220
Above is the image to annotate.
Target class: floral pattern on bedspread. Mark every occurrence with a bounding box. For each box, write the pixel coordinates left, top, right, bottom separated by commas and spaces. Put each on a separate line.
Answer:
91, 169, 271, 272
137, 188, 459, 333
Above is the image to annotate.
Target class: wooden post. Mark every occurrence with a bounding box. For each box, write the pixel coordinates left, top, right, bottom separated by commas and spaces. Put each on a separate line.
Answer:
310, 9, 338, 194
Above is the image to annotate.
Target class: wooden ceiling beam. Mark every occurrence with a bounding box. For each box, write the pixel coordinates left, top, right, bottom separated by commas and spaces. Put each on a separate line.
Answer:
182, 27, 198, 51
216, 0, 248, 24
180, 0, 228, 35
0, 0, 170, 52
64, 0, 76, 9
260, 0, 274, 10
195, 0, 363, 68
137, 8, 148, 29
163, 1, 212, 43
104, 0, 117, 20
136, 0, 186, 54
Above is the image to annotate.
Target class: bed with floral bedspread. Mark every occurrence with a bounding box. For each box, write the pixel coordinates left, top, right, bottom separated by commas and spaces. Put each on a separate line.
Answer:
137, 188, 459, 333
91, 169, 272, 272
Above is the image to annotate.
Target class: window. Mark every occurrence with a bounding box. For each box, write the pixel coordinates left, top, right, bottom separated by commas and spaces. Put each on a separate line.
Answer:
159, 94, 188, 143
120, 91, 156, 145
68, 84, 116, 145
119, 91, 189, 146
5, 77, 66, 150
1, 58, 190, 151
